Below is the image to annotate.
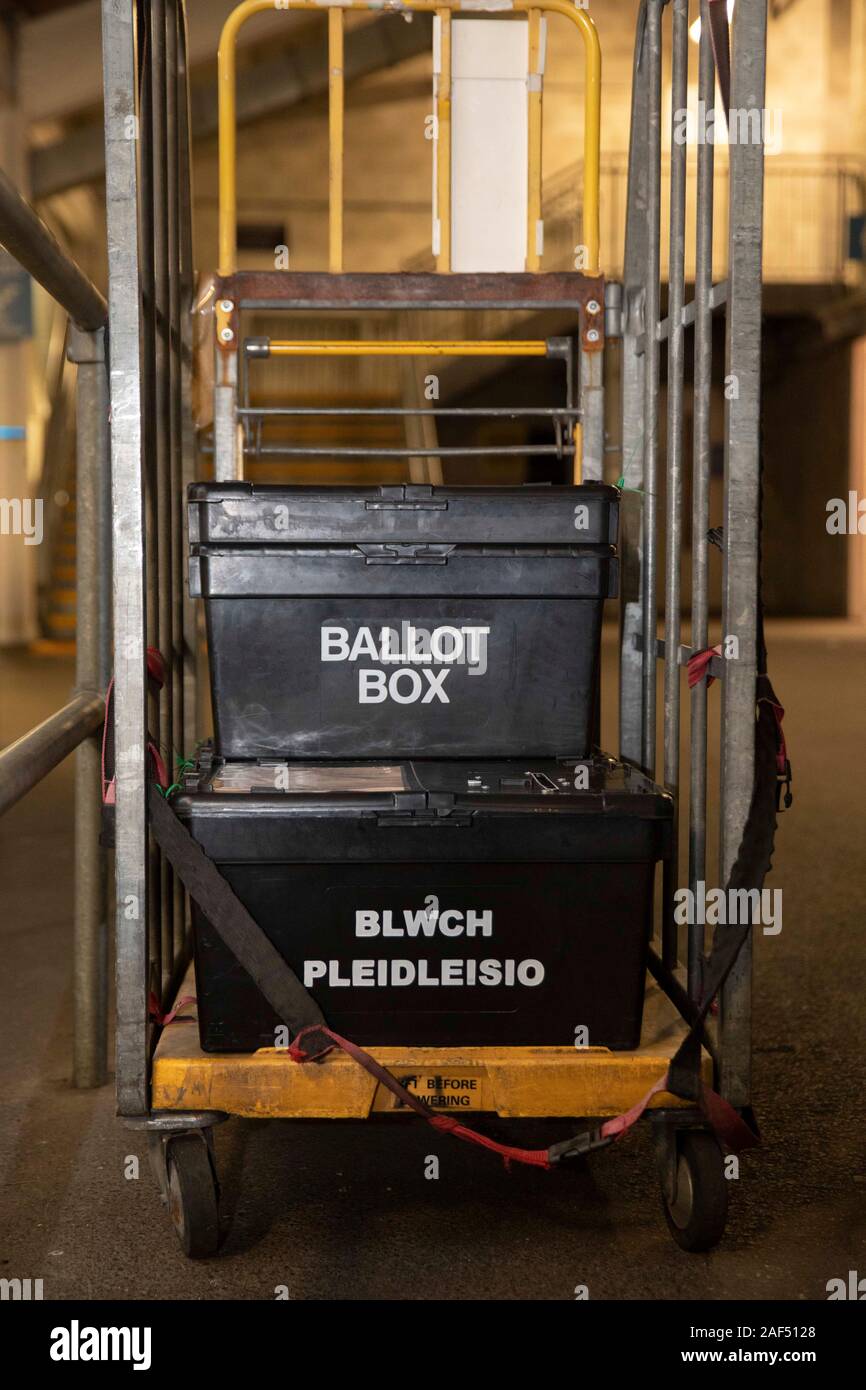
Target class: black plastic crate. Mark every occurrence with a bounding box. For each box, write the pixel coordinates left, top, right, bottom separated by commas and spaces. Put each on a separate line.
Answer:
188, 482, 619, 760
175, 755, 671, 1052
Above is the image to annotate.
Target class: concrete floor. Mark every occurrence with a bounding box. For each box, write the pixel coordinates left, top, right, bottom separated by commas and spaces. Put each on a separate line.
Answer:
1, 624, 864, 1301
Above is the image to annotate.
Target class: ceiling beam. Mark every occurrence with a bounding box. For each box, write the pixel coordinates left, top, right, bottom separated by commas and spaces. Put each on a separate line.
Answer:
30, 12, 433, 200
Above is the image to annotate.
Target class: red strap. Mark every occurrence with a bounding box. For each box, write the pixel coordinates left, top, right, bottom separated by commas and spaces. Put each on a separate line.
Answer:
101, 649, 169, 804
600, 1071, 672, 1140
146, 646, 166, 687
287, 1027, 751, 1169
289, 1025, 554, 1169
759, 693, 788, 776
147, 741, 169, 790
687, 644, 722, 689
101, 678, 114, 804
148, 992, 197, 1026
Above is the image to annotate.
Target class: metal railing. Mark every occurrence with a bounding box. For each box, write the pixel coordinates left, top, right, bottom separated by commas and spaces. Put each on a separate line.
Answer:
215, 0, 602, 276
544, 152, 866, 286
618, 0, 767, 1108
0, 169, 110, 1089
102, 0, 199, 1117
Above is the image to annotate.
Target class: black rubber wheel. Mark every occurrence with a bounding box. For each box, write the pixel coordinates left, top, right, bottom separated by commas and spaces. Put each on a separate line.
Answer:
166, 1134, 220, 1258
662, 1130, 728, 1253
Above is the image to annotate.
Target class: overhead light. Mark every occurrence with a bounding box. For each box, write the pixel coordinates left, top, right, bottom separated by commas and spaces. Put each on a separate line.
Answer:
689, 0, 735, 45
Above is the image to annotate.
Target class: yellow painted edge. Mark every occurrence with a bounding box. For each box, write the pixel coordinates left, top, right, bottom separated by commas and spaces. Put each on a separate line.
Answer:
152, 1037, 710, 1121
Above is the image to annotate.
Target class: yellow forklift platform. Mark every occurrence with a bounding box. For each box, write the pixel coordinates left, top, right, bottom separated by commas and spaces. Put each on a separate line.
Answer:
151, 966, 710, 1120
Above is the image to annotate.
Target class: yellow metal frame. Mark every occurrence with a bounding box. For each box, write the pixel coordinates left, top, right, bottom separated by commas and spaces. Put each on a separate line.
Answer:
526, 9, 543, 273
217, 0, 602, 276
264, 338, 549, 357
153, 968, 710, 1121
328, 9, 344, 273
434, 8, 452, 274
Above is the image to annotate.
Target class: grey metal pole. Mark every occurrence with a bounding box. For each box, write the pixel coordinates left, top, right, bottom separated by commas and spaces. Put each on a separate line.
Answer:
0, 693, 103, 816
619, 0, 650, 769
579, 346, 605, 482
101, 0, 150, 1118
0, 166, 106, 330
166, 0, 186, 967
719, 0, 768, 1108
688, 1, 716, 999
663, 0, 689, 790
177, 0, 199, 773
69, 324, 109, 1089
641, 0, 663, 777
137, 0, 163, 1006
661, 0, 689, 970
150, 0, 176, 993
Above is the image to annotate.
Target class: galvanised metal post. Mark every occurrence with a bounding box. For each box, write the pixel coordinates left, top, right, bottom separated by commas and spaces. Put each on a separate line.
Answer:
688, 0, 717, 1000
641, 0, 662, 778
660, 0, 689, 970
719, 0, 768, 1108
69, 323, 110, 1089
101, 0, 150, 1117
619, 0, 650, 770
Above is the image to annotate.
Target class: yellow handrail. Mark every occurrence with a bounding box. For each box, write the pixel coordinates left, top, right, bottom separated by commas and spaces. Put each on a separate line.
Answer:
217, 0, 602, 277
264, 339, 550, 357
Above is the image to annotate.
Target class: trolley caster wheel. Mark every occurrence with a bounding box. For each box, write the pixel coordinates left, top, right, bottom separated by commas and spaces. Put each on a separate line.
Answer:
165, 1133, 220, 1258
661, 1131, 728, 1253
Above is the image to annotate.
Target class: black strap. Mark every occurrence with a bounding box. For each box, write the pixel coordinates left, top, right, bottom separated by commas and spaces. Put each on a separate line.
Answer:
148, 785, 330, 1059
707, 0, 733, 119
667, 682, 781, 1111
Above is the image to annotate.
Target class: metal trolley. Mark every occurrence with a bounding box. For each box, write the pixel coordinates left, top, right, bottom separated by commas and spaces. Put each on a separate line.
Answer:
0, 0, 769, 1260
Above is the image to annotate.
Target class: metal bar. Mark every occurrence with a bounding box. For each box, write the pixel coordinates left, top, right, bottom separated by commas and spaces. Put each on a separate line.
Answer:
0, 693, 104, 819
0, 166, 106, 329
637, 280, 728, 351
689, 0, 716, 1000
642, 634, 726, 679
243, 443, 576, 459
263, 340, 551, 357
213, 344, 239, 481
641, 0, 663, 777
69, 325, 109, 1090
661, 0, 689, 970
101, 0, 149, 1118
151, 0, 175, 996
138, 4, 164, 1007
619, 0, 650, 768
719, 0, 768, 1108
578, 345, 604, 481
166, 0, 185, 966
398, 310, 443, 484
223, 269, 605, 312
526, 9, 543, 272
328, 8, 344, 273
237, 406, 582, 418
215, 0, 601, 277
177, 0, 199, 770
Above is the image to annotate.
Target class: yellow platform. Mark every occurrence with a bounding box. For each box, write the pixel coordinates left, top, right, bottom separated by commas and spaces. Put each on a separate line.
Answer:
152, 966, 711, 1121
